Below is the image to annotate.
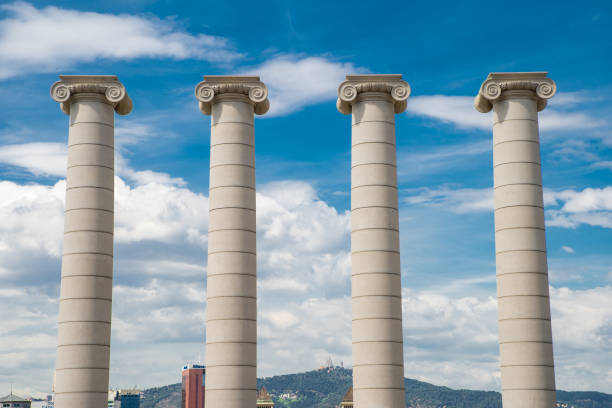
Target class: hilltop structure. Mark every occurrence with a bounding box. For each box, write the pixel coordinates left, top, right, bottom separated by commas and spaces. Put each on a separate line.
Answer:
475, 72, 558, 407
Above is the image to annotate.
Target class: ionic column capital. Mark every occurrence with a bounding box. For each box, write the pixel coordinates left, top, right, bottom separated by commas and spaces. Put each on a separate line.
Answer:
474, 72, 556, 113
337, 74, 411, 115
195, 75, 269, 116
50, 75, 132, 116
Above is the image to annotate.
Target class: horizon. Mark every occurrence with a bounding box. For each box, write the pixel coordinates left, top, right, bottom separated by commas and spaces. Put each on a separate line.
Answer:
0, 0, 611, 399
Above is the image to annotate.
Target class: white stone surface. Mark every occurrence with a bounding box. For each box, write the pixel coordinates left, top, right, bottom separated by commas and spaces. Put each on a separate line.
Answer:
50, 75, 132, 408
475, 72, 557, 408
338, 74, 410, 408
195, 75, 269, 408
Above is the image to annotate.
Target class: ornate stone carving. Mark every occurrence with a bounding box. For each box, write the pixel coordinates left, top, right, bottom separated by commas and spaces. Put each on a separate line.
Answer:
337, 74, 411, 115
474, 72, 556, 113
195, 75, 270, 115
50, 75, 132, 116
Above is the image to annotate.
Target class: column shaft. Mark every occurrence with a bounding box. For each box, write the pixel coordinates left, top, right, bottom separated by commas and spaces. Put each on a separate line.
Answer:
351, 93, 406, 408
493, 92, 556, 407
55, 95, 115, 408
205, 95, 257, 407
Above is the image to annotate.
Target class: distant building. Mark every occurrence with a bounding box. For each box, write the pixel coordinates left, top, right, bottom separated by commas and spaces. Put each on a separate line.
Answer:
108, 389, 140, 408
182, 363, 205, 408
256, 386, 274, 408
0, 393, 31, 408
339, 386, 353, 408
108, 390, 116, 408
30, 395, 53, 408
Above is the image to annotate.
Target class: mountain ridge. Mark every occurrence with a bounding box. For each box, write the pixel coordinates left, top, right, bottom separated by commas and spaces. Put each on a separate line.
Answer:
141, 367, 612, 408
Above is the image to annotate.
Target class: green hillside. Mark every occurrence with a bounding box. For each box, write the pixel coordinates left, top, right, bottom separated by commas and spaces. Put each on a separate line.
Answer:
141, 368, 612, 408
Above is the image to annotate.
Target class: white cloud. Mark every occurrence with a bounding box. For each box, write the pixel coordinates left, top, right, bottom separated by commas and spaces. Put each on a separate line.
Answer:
401, 288, 499, 389
547, 187, 612, 229
1, 170, 612, 394
244, 55, 362, 116
258, 296, 351, 376
407, 95, 491, 130
114, 176, 208, 244
112, 278, 206, 344
0, 2, 241, 79
553, 187, 612, 212
0, 143, 66, 176
400, 285, 612, 392
0, 140, 187, 185
0, 180, 65, 257
561, 245, 575, 254
550, 286, 612, 391
406, 93, 605, 132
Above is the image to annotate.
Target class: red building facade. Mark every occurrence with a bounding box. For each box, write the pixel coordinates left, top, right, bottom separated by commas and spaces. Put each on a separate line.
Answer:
181, 363, 205, 408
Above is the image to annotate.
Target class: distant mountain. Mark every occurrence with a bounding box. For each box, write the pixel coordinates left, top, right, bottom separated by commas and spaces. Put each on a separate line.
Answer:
141, 367, 612, 408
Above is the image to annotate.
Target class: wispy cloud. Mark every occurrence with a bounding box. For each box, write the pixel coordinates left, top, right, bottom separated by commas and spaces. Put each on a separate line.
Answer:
407, 95, 490, 130
244, 55, 362, 116
0, 142, 66, 176
406, 93, 606, 132
398, 139, 491, 179
404, 184, 612, 229
404, 185, 493, 213
0, 2, 241, 79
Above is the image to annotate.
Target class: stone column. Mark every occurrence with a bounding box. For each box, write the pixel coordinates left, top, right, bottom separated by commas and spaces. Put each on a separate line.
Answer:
195, 76, 269, 408
50, 76, 132, 408
337, 74, 410, 408
475, 72, 557, 408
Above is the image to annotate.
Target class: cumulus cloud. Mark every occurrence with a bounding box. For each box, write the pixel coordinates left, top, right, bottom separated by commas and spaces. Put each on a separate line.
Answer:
551, 286, 612, 391
259, 296, 351, 376
0, 180, 65, 257
2, 169, 612, 394
114, 177, 208, 244
401, 288, 499, 389
0, 2, 241, 79
0, 174, 353, 392
244, 55, 362, 116
547, 187, 612, 228
0, 286, 57, 398
406, 93, 605, 132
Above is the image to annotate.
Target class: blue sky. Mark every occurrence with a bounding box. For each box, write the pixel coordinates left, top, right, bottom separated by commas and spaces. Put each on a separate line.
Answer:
0, 0, 611, 398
